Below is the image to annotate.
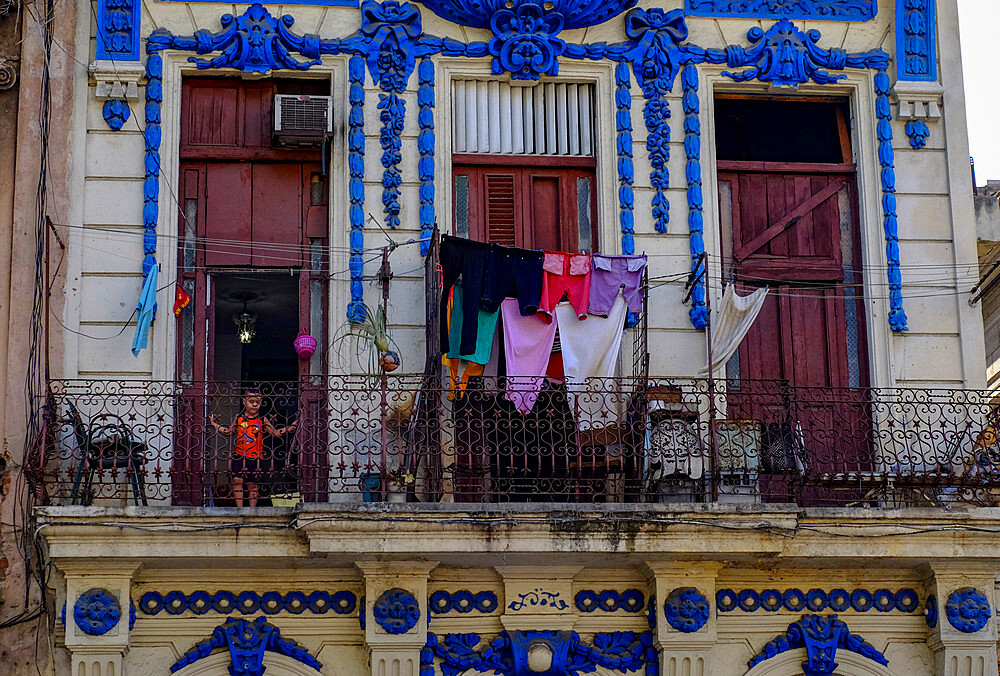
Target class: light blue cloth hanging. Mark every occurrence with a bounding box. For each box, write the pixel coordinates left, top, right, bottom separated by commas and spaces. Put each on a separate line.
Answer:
131, 264, 158, 357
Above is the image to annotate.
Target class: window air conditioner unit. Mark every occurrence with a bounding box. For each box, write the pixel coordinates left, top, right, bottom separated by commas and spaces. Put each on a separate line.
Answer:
274, 94, 332, 147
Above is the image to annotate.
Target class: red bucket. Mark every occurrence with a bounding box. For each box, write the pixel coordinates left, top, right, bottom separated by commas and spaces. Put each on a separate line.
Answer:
293, 333, 317, 359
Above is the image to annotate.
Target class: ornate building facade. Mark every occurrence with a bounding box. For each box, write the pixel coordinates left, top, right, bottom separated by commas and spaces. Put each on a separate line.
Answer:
2, 0, 997, 674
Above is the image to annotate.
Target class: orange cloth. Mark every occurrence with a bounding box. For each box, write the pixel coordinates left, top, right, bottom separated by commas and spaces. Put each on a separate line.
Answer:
234, 416, 264, 459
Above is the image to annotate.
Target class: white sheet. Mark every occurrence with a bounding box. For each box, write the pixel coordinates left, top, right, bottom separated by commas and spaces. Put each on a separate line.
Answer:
700, 284, 769, 375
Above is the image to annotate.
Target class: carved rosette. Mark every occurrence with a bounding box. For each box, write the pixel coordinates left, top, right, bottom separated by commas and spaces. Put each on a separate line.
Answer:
663, 587, 709, 633
945, 587, 991, 633
373, 588, 420, 634
74, 588, 122, 636
0, 56, 16, 90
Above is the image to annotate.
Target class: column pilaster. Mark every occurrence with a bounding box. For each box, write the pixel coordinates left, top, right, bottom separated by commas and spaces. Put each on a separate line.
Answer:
357, 561, 437, 676
644, 561, 722, 676
925, 563, 999, 676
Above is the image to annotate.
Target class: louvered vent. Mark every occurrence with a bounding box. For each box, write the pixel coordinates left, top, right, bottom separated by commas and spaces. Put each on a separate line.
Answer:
452, 80, 594, 156
485, 174, 517, 245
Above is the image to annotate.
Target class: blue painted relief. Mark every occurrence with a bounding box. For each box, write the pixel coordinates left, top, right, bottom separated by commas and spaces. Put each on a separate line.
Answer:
897, 0, 936, 81
717, 588, 921, 614
429, 590, 498, 614
720, 19, 890, 87
663, 587, 709, 633
686, 0, 875, 21
170, 616, 321, 675
507, 589, 569, 611
96, 0, 140, 61
748, 614, 888, 675
422, 629, 658, 676
614, 62, 635, 255
373, 588, 421, 634
139, 590, 356, 616
681, 64, 707, 330
74, 588, 121, 636
875, 69, 908, 332
946, 588, 991, 633
905, 119, 930, 149
102, 99, 131, 131
489, 3, 567, 79
574, 588, 645, 613
418, 57, 436, 254
348, 56, 368, 323
925, 594, 938, 628
418, 0, 636, 32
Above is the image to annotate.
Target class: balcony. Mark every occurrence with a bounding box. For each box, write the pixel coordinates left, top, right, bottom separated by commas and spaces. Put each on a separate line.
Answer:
28, 377, 1000, 508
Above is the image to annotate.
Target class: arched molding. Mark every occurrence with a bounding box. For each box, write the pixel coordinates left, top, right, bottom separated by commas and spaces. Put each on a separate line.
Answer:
457, 668, 627, 676
170, 651, 321, 676
742, 648, 893, 676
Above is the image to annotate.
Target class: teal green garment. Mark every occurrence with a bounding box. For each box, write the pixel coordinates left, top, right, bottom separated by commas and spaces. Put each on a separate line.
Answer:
447, 284, 499, 365
131, 264, 158, 357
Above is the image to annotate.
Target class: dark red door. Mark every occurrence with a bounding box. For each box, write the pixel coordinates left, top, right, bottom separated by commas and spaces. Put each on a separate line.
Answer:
719, 165, 871, 501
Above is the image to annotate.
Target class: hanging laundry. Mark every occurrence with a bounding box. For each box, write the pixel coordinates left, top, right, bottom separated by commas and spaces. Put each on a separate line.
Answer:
482, 245, 545, 316
131, 265, 158, 357
699, 283, 769, 375
538, 251, 591, 321
442, 284, 500, 397
501, 298, 557, 415
588, 254, 647, 317
439, 236, 491, 356
556, 294, 628, 430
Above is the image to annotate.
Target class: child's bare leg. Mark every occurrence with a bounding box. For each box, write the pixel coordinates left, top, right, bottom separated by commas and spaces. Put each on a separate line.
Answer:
247, 482, 259, 507
233, 477, 245, 507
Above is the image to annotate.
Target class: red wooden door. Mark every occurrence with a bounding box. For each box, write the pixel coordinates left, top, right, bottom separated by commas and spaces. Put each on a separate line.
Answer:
719, 165, 871, 500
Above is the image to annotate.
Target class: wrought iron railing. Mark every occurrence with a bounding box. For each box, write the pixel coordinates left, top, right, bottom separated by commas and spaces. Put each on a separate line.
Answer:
28, 377, 1000, 507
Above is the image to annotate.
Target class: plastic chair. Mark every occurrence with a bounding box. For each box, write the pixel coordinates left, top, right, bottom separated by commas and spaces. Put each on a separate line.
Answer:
67, 402, 148, 506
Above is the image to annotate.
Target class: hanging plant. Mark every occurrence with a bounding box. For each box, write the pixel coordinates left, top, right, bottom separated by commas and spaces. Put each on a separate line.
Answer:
331, 303, 402, 376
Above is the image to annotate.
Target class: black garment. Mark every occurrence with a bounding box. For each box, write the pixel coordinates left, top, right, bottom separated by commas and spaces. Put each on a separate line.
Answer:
230, 453, 264, 480
482, 245, 544, 315
440, 236, 491, 356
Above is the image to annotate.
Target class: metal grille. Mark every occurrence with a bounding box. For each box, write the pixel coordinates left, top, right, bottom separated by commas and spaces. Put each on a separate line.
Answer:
274, 95, 332, 132
452, 80, 594, 156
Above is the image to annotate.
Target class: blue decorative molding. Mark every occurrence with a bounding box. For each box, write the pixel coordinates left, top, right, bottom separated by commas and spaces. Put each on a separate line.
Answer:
681, 63, 707, 330
419, 0, 635, 31
139, 590, 356, 616
170, 616, 321, 675
925, 594, 938, 628
373, 588, 421, 634
574, 589, 645, 613
130, 600, 136, 630
748, 614, 888, 675
141, 43, 163, 281
417, 57, 436, 255
489, 3, 566, 79
347, 55, 367, 323
96, 0, 140, 61
663, 587, 709, 633
614, 62, 635, 256
720, 19, 889, 87
507, 589, 569, 612
646, 595, 657, 629
74, 588, 121, 636
896, 0, 936, 81
905, 119, 930, 149
359, 595, 366, 629
423, 630, 657, 676
945, 588, 991, 633
686, 0, 875, 21
429, 590, 499, 614
102, 99, 131, 131
717, 588, 921, 614
875, 68, 908, 332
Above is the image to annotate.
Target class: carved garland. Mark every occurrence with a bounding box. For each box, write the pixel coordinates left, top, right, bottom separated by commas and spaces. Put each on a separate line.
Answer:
748, 614, 888, 675
139, 1, 907, 330
170, 616, 321, 675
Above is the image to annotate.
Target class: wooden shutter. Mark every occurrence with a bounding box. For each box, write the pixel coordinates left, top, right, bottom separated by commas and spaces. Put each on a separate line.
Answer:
484, 173, 517, 245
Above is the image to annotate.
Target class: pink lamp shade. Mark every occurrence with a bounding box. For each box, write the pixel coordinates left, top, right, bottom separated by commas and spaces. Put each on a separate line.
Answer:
294, 333, 318, 359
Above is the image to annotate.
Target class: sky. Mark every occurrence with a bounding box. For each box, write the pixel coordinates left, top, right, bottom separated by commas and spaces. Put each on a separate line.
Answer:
958, 0, 998, 185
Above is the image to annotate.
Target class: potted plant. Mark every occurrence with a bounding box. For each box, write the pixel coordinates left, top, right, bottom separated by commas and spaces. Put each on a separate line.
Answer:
331, 303, 402, 376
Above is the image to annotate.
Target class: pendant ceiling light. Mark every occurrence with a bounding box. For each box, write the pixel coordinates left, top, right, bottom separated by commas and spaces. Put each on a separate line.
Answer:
235, 300, 256, 344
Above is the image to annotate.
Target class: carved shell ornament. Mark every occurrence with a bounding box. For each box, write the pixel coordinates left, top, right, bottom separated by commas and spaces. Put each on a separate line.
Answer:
945, 587, 991, 633
373, 587, 421, 634
74, 588, 122, 636
663, 586, 710, 633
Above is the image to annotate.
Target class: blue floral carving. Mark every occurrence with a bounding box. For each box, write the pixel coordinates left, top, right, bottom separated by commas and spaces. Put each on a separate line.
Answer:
748, 614, 888, 675
97, 0, 140, 60
358, 0, 422, 91
373, 588, 421, 634
875, 68, 908, 332
897, 0, 936, 81
418, 0, 635, 30
102, 99, 131, 131
784, 588, 806, 612
873, 589, 895, 612
170, 616, 321, 675
738, 589, 760, 612
424, 629, 657, 676
417, 57, 436, 255
378, 93, 405, 230
761, 589, 783, 611
721, 19, 889, 87
74, 588, 121, 636
347, 55, 368, 323
905, 119, 930, 149
828, 588, 850, 612
646, 595, 657, 629
945, 587, 991, 633
574, 589, 645, 613
137, 590, 356, 616
681, 63, 707, 329
895, 589, 919, 613
614, 62, 635, 255
806, 589, 829, 612
686, 0, 876, 21
717, 588, 922, 614
716, 589, 738, 612
429, 590, 499, 614
130, 600, 136, 630
925, 594, 938, 628
850, 589, 873, 612
489, 2, 566, 80
664, 587, 709, 633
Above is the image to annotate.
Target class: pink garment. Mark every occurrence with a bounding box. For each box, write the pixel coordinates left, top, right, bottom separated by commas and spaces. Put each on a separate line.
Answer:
501, 298, 558, 415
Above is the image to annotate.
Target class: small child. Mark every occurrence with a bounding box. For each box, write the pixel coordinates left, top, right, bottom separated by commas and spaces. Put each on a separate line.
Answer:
209, 388, 296, 507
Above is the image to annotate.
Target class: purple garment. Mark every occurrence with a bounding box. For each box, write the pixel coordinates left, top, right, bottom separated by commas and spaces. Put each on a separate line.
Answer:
588, 254, 647, 316
501, 298, 557, 415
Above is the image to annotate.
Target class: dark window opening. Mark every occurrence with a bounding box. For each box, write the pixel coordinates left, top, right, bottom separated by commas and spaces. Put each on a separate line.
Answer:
714, 97, 852, 164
